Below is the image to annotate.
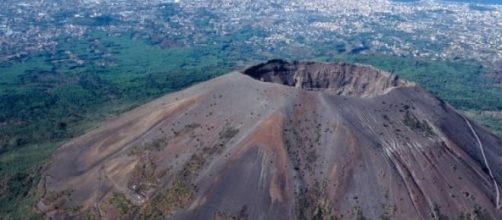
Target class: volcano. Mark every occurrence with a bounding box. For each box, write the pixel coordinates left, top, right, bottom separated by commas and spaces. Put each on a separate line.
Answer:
38, 60, 502, 219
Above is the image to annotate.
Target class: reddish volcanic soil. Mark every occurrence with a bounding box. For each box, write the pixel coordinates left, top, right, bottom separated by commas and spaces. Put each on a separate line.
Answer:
38, 60, 502, 219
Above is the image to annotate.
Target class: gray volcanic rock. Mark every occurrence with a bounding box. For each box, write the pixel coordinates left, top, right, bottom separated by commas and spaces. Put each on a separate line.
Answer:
38, 60, 502, 219
244, 60, 409, 97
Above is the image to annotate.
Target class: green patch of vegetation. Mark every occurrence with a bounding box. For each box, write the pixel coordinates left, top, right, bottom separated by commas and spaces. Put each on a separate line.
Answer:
0, 54, 52, 91
108, 192, 138, 216
0, 141, 63, 219
463, 111, 502, 137
150, 164, 198, 216
403, 111, 434, 137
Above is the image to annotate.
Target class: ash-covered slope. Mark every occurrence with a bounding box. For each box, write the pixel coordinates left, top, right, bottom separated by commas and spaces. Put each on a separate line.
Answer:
38, 60, 502, 219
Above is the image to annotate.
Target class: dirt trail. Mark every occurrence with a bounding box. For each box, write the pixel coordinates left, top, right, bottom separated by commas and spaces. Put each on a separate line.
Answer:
463, 116, 501, 209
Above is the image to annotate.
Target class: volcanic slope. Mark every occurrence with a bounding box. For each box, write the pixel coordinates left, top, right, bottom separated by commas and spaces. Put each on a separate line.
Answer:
38, 60, 502, 219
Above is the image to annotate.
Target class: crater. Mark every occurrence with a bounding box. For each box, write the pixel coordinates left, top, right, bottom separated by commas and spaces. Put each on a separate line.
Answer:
243, 59, 411, 97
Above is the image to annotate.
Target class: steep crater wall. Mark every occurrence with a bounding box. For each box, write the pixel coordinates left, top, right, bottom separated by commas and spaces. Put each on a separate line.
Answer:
243, 59, 411, 97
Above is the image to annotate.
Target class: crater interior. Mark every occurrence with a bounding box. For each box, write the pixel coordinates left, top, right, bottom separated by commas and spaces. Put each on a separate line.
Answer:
243, 59, 410, 97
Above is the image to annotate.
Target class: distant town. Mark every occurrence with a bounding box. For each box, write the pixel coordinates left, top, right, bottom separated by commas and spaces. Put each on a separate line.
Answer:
0, 0, 501, 64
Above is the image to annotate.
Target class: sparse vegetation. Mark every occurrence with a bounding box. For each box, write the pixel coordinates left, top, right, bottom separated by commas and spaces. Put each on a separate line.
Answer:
213, 206, 249, 220
78, 209, 99, 220
107, 192, 138, 216
150, 163, 198, 216
380, 204, 397, 220
146, 125, 239, 217
173, 123, 201, 137
432, 203, 449, 220
205, 126, 239, 154
311, 199, 334, 220
42, 189, 81, 214
42, 189, 72, 206
128, 159, 159, 194
214, 211, 237, 220
219, 126, 240, 141
458, 205, 492, 220
351, 205, 367, 220
403, 111, 434, 137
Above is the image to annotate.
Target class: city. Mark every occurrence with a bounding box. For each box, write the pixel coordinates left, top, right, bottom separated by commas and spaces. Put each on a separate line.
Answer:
1, 0, 501, 64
